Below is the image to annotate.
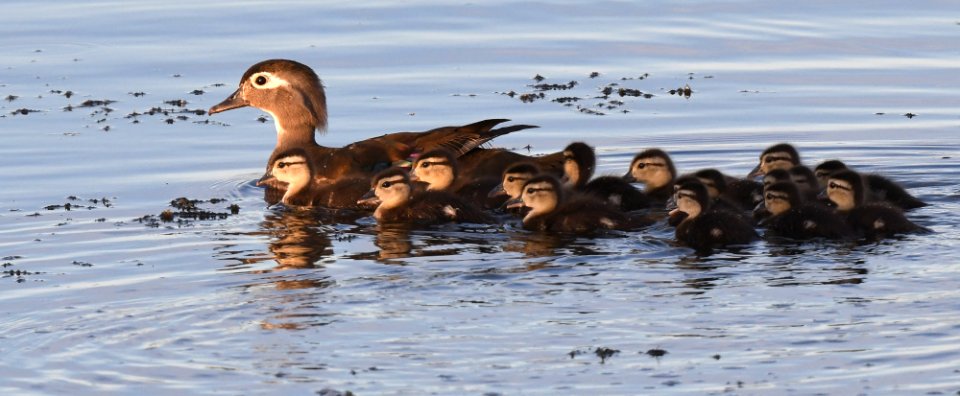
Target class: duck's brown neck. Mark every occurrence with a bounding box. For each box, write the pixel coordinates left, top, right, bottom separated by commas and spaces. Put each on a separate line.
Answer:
275, 119, 319, 149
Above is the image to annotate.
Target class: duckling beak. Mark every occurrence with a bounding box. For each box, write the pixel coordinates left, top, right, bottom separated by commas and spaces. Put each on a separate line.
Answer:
208, 88, 249, 115
746, 164, 763, 179
816, 190, 836, 207
504, 197, 526, 210
667, 209, 688, 227
257, 171, 279, 187
622, 172, 637, 183
357, 189, 381, 207
488, 183, 507, 198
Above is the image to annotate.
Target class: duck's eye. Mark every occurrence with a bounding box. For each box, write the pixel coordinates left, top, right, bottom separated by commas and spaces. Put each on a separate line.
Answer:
381, 181, 392, 188
255, 75, 267, 86
420, 162, 430, 168
636, 163, 646, 169
277, 162, 287, 169
507, 176, 516, 182
526, 187, 535, 194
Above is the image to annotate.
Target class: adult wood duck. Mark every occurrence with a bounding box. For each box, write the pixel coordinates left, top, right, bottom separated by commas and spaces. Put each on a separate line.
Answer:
208, 59, 541, 186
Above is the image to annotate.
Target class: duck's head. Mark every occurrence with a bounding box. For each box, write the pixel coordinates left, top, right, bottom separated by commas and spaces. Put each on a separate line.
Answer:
825, 169, 863, 211
669, 180, 710, 226
763, 181, 801, 217
360, 168, 412, 216
209, 59, 328, 145
788, 165, 820, 195
489, 162, 540, 199
509, 175, 562, 222
561, 142, 596, 188
268, 148, 312, 205
762, 168, 792, 191
624, 148, 676, 190
748, 143, 800, 178
814, 160, 848, 187
410, 149, 458, 191
692, 168, 727, 199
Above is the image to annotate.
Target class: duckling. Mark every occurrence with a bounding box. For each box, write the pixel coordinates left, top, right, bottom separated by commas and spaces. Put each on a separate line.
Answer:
752, 168, 793, 222
561, 142, 650, 211
747, 143, 801, 178
208, 59, 538, 185
669, 180, 758, 251
409, 148, 504, 209
814, 160, 927, 210
507, 175, 649, 233
267, 148, 370, 209
488, 162, 542, 202
358, 168, 493, 225
787, 165, 821, 202
760, 181, 854, 240
622, 148, 677, 204
825, 169, 927, 239
690, 168, 760, 212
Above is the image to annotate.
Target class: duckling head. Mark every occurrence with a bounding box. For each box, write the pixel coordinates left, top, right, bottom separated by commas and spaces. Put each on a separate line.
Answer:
624, 148, 676, 191
749, 143, 800, 178
814, 160, 848, 187
490, 162, 540, 199
763, 181, 801, 217
825, 169, 864, 211
561, 142, 595, 188
517, 175, 562, 222
410, 149, 458, 191
693, 168, 727, 199
762, 168, 792, 191
269, 148, 313, 205
788, 165, 820, 195
669, 180, 710, 226
209, 59, 328, 146
362, 168, 412, 219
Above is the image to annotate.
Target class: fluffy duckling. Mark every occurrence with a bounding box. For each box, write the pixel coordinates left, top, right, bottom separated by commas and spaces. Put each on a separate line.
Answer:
561, 142, 650, 211
788, 165, 821, 202
208, 59, 537, 186
508, 175, 649, 234
669, 180, 758, 251
623, 148, 677, 204
689, 168, 760, 212
359, 168, 493, 225
825, 169, 927, 239
410, 148, 504, 209
815, 160, 927, 210
760, 181, 854, 240
268, 148, 370, 209
489, 162, 542, 201
748, 143, 801, 178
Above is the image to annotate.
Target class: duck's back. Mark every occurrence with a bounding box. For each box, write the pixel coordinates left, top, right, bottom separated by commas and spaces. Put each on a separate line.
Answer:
845, 204, 926, 239
864, 174, 927, 209
583, 176, 651, 211
526, 196, 626, 234
677, 210, 757, 250
764, 204, 854, 240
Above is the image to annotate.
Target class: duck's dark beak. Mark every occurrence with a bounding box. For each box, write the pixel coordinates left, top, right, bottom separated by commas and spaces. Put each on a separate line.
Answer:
357, 189, 381, 207
257, 170, 278, 187
505, 197, 525, 210
208, 88, 249, 115
746, 163, 763, 179
622, 172, 637, 183
488, 183, 507, 198
667, 209, 688, 227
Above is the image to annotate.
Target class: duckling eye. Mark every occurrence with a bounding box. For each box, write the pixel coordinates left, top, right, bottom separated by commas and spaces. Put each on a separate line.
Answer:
636, 163, 646, 169
255, 75, 267, 86
277, 162, 287, 169
381, 181, 392, 188
526, 187, 535, 194
420, 162, 430, 168
507, 176, 516, 182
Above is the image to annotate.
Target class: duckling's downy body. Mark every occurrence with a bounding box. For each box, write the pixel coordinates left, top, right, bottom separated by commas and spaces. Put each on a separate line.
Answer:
815, 160, 927, 210
760, 181, 853, 240
825, 169, 927, 240
208, 59, 542, 195
669, 180, 758, 251
359, 168, 492, 225
410, 149, 504, 209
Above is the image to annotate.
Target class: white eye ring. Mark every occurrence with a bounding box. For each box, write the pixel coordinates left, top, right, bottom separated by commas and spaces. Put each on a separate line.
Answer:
249, 72, 290, 89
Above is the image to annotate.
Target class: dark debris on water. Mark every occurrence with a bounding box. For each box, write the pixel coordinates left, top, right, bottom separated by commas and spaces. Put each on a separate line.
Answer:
136, 197, 241, 228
